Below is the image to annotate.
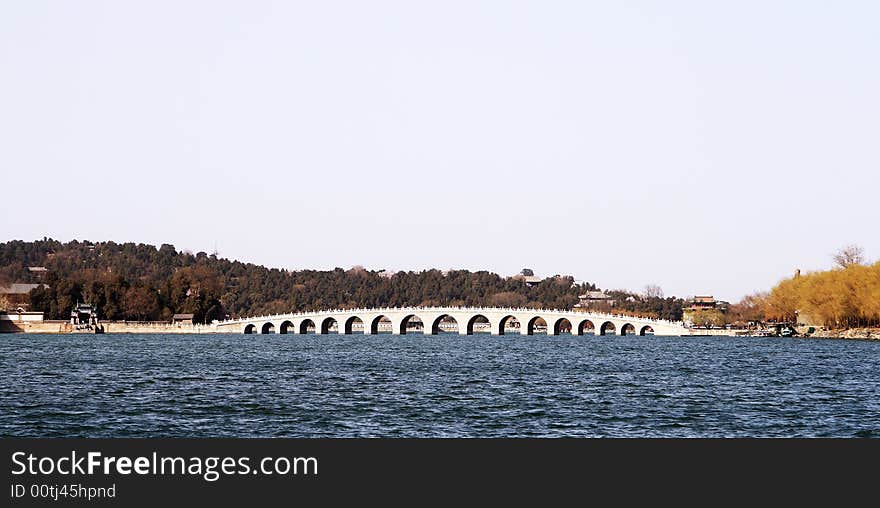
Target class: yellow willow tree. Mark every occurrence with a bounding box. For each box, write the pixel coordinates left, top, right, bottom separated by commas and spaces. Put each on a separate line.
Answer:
818, 268, 858, 327
766, 262, 880, 328
856, 262, 880, 324
796, 273, 831, 325
764, 276, 804, 322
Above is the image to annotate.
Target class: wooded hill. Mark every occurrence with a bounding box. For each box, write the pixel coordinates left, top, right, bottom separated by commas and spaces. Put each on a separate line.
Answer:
0, 239, 684, 323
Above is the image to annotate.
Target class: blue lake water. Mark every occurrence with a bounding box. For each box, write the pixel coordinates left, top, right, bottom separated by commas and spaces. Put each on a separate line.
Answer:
1, 333, 878, 437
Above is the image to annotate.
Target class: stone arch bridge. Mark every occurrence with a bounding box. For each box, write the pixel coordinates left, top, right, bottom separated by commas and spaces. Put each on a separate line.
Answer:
212, 307, 689, 336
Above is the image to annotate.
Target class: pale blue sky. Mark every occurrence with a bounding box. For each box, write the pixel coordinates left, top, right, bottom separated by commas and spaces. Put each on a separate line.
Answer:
2, 1, 878, 301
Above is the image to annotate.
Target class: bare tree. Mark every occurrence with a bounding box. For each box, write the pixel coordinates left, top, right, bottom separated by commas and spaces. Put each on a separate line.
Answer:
643, 284, 664, 299
833, 244, 865, 268
491, 291, 527, 308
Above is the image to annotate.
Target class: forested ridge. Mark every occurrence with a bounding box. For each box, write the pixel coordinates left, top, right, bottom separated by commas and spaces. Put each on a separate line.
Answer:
0, 239, 685, 323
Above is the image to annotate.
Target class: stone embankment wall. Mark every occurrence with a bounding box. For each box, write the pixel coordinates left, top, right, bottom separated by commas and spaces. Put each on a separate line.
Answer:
0, 320, 73, 333
0, 321, 220, 334
805, 328, 880, 340
692, 329, 753, 336
100, 323, 216, 334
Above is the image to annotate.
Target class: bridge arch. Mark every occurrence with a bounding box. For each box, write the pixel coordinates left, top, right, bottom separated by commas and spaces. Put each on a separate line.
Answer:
279, 320, 295, 334
344, 316, 364, 334
575, 319, 596, 336
466, 314, 491, 335
497, 315, 520, 335
526, 316, 548, 335
243, 323, 256, 334
299, 319, 316, 334
431, 314, 459, 334
553, 318, 573, 335
640, 325, 655, 336
261, 322, 275, 334
599, 321, 616, 336
621, 323, 636, 336
398, 314, 425, 335
321, 317, 338, 334
370, 315, 392, 334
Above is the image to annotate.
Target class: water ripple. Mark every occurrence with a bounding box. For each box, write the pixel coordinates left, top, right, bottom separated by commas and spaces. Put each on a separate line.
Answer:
1, 334, 879, 437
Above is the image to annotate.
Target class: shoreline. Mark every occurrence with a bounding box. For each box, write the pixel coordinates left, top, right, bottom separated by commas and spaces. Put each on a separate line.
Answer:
1, 320, 879, 340
802, 327, 880, 340
0, 321, 216, 334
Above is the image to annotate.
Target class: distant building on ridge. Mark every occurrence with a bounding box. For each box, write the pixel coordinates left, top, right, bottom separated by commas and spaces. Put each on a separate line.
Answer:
575, 291, 614, 308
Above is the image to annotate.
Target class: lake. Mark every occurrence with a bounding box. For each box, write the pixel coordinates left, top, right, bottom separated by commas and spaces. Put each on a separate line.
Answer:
1, 333, 878, 437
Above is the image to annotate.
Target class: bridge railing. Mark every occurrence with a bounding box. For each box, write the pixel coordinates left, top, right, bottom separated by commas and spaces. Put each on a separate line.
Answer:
214, 306, 684, 327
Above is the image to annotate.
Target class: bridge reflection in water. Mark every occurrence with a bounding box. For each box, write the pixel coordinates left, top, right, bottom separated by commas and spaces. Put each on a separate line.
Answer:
213, 307, 690, 337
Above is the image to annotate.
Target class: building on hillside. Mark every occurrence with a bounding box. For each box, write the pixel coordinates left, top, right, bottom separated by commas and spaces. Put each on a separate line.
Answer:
684, 295, 717, 311
575, 291, 615, 308
682, 295, 730, 328
172, 313, 195, 325
0, 283, 44, 311
684, 296, 730, 312
522, 275, 543, 287
27, 266, 48, 281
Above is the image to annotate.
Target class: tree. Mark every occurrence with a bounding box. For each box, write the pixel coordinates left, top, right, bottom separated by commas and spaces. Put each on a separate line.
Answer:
520, 268, 534, 277
726, 292, 768, 326
690, 309, 725, 328
833, 245, 865, 269
123, 286, 159, 321
490, 291, 527, 308
643, 284, 664, 299
28, 285, 55, 316
764, 277, 803, 322
202, 299, 226, 324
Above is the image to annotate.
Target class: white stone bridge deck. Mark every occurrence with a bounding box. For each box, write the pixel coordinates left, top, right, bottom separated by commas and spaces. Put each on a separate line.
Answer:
212, 306, 690, 336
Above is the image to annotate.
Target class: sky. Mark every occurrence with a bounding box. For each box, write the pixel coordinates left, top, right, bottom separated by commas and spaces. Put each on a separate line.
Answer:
1, 1, 878, 302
